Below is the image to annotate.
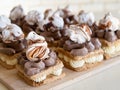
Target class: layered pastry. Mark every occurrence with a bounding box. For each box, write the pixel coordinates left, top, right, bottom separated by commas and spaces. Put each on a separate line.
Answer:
9, 5, 25, 27
57, 24, 104, 71
0, 23, 27, 69
16, 31, 65, 86
94, 13, 120, 59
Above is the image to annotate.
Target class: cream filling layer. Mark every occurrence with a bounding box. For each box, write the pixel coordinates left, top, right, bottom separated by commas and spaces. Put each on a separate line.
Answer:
102, 44, 120, 55
31, 68, 63, 82
58, 53, 103, 68
0, 56, 17, 65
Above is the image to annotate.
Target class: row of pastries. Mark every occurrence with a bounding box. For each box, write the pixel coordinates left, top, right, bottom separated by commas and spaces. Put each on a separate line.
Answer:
0, 5, 120, 86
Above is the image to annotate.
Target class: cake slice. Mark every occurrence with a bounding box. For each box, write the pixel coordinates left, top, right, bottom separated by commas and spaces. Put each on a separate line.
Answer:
57, 24, 104, 71
0, 17, 26, 69
94, 13, 120, 59
16, 31, 65, 86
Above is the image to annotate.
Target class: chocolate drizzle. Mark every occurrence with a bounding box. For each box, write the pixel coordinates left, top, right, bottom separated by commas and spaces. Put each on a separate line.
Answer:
4, 39, 27, 53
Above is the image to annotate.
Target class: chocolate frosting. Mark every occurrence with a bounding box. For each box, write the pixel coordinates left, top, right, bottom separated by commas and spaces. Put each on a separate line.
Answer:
116, 30, 120, 39
22, 21, 37, 34
43, 22, 63, 40
24, 60, 45, 76
0, 47, 15, 55
44, 50, 57, 66
91, 38, 101, 49
70, 47, 88, 56
24, 61, 33, 70
18, 55, 28, 67
32, 61, 45, 70
4, 39, 27, 53
26, 68, 40, 76
104, 30, 117, 42
45, 37, 54, 43
96, 30, 105, 38
52, 30, 62, 40
85, 41, 95, 52
63, 40, 82, 51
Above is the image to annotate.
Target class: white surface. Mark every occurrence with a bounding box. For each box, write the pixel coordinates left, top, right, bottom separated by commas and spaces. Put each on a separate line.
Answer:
62, 63, 120, 90
0, 63, 120, 90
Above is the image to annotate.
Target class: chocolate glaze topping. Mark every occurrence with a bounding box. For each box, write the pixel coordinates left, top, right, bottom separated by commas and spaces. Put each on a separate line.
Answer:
22, 21, 38, 34
96, 30, 105, 38
4, 39, 27, 53
63, 40, 82, 51
0, 47, 15, 55
85, 41, 95, 52
44, 50, 57, 66
70, 47, 88, 56
91, 38, 101, 49
104, 30, 117, 42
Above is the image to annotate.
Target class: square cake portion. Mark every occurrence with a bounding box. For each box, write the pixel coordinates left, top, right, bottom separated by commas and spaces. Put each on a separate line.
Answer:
0, 16, 26, 69
94, 13, 120, 59
16, 31, 65, 86
57, 24, 104, 71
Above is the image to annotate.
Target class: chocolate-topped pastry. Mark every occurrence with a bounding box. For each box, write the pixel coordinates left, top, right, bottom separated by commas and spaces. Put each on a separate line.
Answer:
9, 5, 25, 27
94, 12, 120, 59
0, 23, 26, 69
16, 31, 65, 86
57, 24, 104, 71
22, 10, 44, 34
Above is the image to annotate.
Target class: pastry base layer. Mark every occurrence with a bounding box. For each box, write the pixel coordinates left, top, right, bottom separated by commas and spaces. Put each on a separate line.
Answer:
16, 59, 65, 86
18, 71, 65, 87
0, 53, 20, 69
100, 39, 120, 59
57, 48, 104, 71
0, 59, 15, 69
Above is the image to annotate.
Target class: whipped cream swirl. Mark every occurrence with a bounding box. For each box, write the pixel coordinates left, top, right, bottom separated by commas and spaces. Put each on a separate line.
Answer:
78, 10, 95, 26
0, 15, 11, 31
26, 31, 50, 61
26, 31, 45, 44
99, 12, 120, 31
66, 24, 92, 44
25, 10, 44, 25
51, 15, 64, 29
9, 5, 24, 21
2, 24, 24, 43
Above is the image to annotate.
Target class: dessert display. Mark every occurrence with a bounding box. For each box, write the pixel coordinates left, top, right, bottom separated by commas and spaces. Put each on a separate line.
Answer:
57, 24, 104, 71
0, 16, 27, 69
94, 13, 120, 59
16, 31, 65, 86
